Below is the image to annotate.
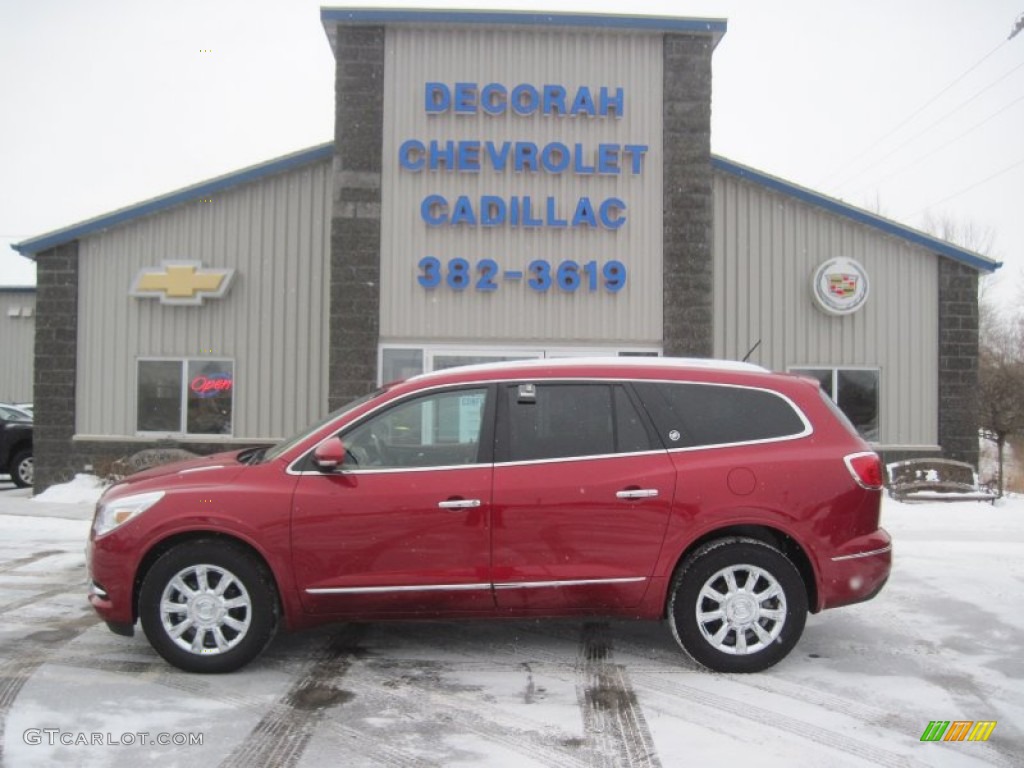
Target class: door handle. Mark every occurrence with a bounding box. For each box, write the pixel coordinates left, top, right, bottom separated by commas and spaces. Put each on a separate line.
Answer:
616, 489, 659, 500
438, 499, 482, 510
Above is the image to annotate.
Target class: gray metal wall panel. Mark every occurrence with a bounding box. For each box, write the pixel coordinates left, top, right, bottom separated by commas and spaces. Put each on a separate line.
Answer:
0, 292, 35, 402
713, 172, 938, 448
380, 28, 663, 345
77, 159, 332, 439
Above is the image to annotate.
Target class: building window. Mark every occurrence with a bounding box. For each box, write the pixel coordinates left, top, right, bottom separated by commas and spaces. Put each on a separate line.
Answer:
381, 348, 424, 383
137, 359, 234, 436
791, 367, 879, 442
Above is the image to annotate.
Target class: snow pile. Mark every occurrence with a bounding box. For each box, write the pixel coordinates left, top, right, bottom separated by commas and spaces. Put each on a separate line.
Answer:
30, 473, 107, 505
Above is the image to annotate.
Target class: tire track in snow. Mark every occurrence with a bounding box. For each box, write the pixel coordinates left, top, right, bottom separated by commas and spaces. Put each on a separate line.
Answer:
0, 584, 77, 616
54, 646, 589, 767
584, 622, 1019, 768
0, 575, 99, 765
530, 620, 936, 751
218, 626, 383, 768
632, 670, 922, 768
353, 657, 589, 768
59, 619, 1021, 768
576, 622, 662, 768
0, 550, 63, 575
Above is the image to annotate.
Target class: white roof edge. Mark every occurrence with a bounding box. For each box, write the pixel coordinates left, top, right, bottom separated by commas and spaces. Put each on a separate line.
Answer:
408, 356, 768, 382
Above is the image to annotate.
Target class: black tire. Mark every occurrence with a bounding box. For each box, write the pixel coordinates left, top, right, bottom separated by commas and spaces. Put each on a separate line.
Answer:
10, 450, 32, 488
139, 540, 279, 673
668, 537, 807, 673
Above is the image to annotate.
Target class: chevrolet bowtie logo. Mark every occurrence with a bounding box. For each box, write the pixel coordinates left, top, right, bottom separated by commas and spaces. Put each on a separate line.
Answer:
130, 261, 235, 306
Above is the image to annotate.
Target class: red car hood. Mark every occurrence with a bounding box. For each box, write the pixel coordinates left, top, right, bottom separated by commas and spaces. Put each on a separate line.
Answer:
101, 450, 248, 497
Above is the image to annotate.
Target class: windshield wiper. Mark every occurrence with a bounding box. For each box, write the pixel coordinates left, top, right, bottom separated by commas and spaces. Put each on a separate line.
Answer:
237, 446, 270, 465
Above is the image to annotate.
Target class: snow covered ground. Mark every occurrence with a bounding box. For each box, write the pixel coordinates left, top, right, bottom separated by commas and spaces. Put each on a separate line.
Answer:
0, 477, 1020, 767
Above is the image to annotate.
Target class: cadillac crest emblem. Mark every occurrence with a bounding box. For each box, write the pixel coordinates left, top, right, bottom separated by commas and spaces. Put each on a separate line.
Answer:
812, 257, 869, 315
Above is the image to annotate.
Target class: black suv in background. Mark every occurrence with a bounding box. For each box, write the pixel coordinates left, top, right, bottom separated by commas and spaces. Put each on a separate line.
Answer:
0, 410, 32, 487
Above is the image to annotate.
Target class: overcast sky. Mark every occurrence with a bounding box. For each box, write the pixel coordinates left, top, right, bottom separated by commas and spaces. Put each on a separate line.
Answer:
2, 0, 1021, 304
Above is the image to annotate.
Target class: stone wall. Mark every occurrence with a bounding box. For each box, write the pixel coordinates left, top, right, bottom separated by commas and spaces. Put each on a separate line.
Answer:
662, 34, 715, 358
937, 258, 980, 466
32, 241, 79, 491
328, 25, 385, 410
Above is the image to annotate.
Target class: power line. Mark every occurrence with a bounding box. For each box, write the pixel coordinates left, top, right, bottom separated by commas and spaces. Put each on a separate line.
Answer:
847, 90, 1024, 196
911, 154, 1024, 216
816, 34, 1012, 189
829, 58, 1024, 194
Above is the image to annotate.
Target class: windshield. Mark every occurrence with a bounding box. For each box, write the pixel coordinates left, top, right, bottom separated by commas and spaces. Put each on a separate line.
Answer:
0, 406, 31, 422
259, 387, 389, 463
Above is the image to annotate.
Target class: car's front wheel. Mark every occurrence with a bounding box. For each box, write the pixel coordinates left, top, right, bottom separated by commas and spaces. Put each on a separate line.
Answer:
668, 538, 807, 673
10, 451, 32, 488
139, 540, 279, 673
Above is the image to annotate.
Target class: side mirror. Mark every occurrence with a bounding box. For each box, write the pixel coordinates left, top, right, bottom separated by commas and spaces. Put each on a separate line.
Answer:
312, 437, 346, 471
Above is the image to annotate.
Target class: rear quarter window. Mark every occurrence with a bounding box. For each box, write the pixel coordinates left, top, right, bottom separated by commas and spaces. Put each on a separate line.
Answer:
633, 381, 809, 449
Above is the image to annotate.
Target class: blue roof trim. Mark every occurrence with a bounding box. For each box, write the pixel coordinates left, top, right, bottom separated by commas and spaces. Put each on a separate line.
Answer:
711, 156, 1001, 273
13, 143, 334, 257
320, 8, 728, 35
16, 141, 996, 275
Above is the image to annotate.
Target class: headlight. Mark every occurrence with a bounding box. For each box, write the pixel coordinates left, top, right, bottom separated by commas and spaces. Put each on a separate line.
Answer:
92, 491, 165, 536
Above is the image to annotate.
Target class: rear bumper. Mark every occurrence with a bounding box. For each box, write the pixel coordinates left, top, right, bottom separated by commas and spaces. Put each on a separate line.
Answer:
819, 528, 892, 610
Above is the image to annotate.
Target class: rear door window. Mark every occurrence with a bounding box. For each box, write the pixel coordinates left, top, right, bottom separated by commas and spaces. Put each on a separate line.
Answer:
498, 383, 655, 462
633, 382, 809, 449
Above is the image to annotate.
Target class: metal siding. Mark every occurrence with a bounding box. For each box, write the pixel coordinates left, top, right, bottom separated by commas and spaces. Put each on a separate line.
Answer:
77, 159, 332, 439
713, 173, 938, 447
380, 28, 663, 345
0, 292, 35, 402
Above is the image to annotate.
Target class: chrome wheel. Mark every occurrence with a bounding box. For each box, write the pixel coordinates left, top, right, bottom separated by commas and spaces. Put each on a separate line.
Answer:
695, 564, 786, 655
141, 541, 279, 672
160, 564, 253, 656
669, 538, 807, 673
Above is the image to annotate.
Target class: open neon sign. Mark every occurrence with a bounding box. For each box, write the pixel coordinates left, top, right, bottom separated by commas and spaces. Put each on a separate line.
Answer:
190, 373, 232, 398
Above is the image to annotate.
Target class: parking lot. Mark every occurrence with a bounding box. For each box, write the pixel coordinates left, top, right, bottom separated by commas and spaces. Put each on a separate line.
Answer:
0, 480, 1021, 767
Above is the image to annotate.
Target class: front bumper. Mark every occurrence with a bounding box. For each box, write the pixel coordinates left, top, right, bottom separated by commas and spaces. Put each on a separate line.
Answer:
86, 535, 137, 630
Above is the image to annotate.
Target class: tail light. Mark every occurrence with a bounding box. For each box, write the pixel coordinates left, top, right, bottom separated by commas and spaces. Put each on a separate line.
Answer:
844, 452, 884, 490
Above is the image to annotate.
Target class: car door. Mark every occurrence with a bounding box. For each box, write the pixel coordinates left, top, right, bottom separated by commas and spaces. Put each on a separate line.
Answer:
291, 385, 496, 615
490, 382, 676, 612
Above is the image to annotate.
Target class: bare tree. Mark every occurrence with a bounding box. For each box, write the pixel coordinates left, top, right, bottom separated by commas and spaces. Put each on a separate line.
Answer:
921, 212, 996, 256
978, 297, 1024, 496
922, 213, 1022, 493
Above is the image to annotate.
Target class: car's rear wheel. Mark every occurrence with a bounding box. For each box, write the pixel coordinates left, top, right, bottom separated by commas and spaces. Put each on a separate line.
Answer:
669, 538, 807, 673
10, 451, 32, 488
139, 540, 279, 673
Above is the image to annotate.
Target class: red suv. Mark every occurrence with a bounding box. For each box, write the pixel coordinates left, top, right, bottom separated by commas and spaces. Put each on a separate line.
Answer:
87, 358, 890, 673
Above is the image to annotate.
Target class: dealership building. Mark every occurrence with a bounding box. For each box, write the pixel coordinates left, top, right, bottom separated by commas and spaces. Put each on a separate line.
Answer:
0, 287, 35, 405
13, 8, 999, 491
